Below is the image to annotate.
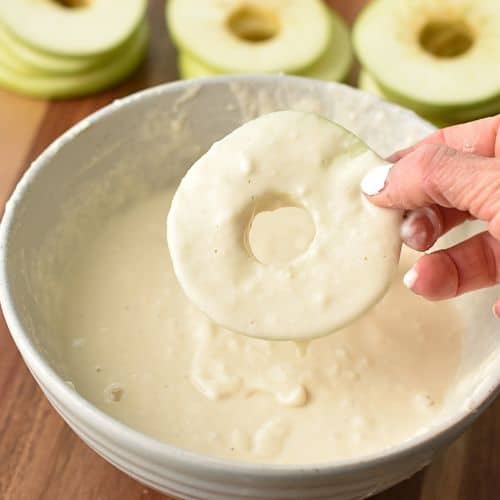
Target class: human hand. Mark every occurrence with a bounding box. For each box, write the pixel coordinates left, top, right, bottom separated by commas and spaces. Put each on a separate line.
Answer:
361, 115, 500, 316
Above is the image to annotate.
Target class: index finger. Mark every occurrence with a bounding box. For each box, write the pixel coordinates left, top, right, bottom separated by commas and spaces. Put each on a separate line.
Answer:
362, 143, 500, 213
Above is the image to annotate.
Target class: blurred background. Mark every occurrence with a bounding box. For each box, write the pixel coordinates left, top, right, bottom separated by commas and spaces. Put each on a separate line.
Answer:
0, 1, 499, 499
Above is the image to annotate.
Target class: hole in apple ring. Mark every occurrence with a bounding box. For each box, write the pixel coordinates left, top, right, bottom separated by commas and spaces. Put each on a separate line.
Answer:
227, 5, 280, 43
53, 0, 92, 8
245, 196, 316, 265
419, 20, 474, 58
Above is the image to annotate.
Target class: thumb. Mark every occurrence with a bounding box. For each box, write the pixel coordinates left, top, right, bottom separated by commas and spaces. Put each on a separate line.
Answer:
361, 143, 500, 239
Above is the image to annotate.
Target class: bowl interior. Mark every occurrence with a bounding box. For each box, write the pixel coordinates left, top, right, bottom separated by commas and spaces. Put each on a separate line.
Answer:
2, 76, 500, 464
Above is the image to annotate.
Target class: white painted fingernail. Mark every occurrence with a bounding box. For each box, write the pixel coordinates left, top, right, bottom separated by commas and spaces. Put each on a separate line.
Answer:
403, 267, 418, 289
493, 302, 500, 319
400, 212, 426, 249
400, 207, 442, 250
361, 164, 392, 196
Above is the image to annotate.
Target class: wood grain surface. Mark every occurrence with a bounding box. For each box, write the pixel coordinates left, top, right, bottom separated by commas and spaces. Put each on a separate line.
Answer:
0, 1, 498, 499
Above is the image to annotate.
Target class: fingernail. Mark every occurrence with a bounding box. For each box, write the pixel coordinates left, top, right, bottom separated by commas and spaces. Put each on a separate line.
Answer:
401, 213, 428, 250
403, 266, 418, 290
361, 164, 392, 196
493, 302, 500, 319
400, 208, 442, 251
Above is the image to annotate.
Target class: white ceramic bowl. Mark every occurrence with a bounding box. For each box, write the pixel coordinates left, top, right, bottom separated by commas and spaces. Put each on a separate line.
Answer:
1, 75, 499, 500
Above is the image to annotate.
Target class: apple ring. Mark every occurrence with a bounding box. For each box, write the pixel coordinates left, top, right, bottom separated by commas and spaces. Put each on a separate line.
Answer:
0, 21, 148, 99
167, 111, 402, 341
167, 0, 332, 74
0, 0, 146, 57
177, 9, 352, 83
353, 0, 500, 108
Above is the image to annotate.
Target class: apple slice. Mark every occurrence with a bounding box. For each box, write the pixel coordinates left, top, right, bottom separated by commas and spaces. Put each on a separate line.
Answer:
0, 23, 114, 75
372, 72, 500, 121
0, 21, 148, 99
0, 0, 146, 57
354, 0, 500, 107
358, 70, 449, 127
359, 70, 500, 125
303, 9, 352, 82
167, 110, 402, 340
178, 9, 352, 83
374, 76, 500, 123
168, 0, 332, 74
358, 70, 384, 98
0, 36, 34, 75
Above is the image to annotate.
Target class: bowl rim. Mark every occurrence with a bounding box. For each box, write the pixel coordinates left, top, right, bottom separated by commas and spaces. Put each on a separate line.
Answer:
1, 74, 499, 479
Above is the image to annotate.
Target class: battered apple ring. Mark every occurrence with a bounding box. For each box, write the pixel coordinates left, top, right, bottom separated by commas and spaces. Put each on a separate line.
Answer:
167, 111, 402, 340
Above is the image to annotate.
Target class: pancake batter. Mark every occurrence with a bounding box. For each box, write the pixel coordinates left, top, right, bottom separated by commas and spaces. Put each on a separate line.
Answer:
62, 188, 462, 464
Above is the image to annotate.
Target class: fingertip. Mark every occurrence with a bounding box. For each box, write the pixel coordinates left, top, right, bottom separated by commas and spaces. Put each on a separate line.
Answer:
488, 213, 500, 241
403, 266, 418, 290
400, 208, 441, 251
403, 252, 459, 300
493, 300, 500, 319
361, 163, 392, 197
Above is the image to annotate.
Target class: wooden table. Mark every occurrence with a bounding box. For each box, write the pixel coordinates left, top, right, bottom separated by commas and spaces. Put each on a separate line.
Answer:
0, 1, 498, 499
